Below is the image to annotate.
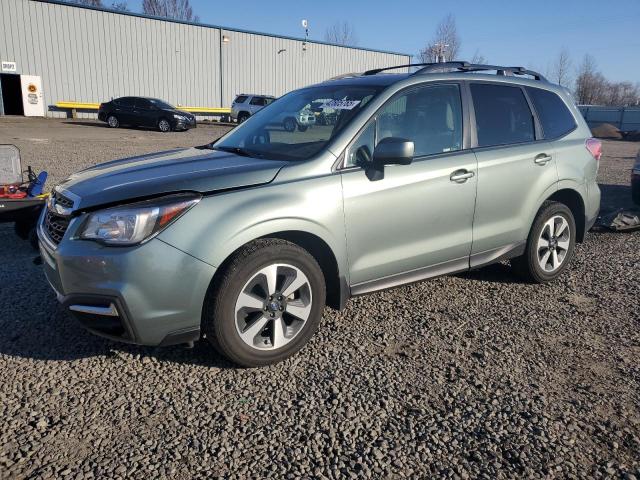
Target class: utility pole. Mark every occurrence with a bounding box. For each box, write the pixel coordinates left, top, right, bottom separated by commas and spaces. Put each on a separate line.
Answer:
301, 19, 309, 52
434, 42, 449, 63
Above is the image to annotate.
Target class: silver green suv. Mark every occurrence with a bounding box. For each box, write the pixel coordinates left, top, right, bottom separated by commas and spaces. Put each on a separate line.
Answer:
38, 62, 601, 367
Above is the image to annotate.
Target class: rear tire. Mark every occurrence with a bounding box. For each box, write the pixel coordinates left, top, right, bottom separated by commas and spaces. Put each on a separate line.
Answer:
237, 112, 250, 124
512, 201, 576, 283
202, 239, 326, 367
106, 115, 119, 128
297, 125, 308, 132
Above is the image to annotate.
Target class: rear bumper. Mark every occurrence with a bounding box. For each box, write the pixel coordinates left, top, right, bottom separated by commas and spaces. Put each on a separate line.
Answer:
37, 217, 216, 346
586, 181, 601, 233
586, 207, 599, 232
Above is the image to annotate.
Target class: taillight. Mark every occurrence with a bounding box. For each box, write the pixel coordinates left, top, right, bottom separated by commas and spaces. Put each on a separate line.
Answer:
585, 138, 602, 161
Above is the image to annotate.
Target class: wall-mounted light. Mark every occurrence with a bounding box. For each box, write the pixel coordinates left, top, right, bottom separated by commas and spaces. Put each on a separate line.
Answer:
222, 35, 230, 43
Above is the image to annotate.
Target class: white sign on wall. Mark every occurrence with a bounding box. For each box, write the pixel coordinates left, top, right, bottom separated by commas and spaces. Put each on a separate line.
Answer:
1, 61, 17, 72
21, 75, 45, 117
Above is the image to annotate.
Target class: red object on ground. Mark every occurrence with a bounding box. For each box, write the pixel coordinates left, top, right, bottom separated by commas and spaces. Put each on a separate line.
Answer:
0, 185, 28, 199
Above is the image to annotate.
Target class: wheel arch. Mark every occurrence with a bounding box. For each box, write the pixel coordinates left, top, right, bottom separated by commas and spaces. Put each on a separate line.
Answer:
546, 188, 587, 242
207, 229, 348, 312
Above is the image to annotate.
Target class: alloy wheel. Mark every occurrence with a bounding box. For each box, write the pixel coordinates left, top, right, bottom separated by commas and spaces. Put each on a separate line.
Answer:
159, 119, 171, 132
537, 215, 571, 272
234, 263, 312, 351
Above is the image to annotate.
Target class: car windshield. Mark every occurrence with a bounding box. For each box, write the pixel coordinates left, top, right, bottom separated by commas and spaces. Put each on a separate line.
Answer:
149, 99, 175, 109
213, 84, 385, 161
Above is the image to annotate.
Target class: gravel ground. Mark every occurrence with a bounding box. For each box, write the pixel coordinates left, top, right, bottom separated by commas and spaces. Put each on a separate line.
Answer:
0, 118, 639, 479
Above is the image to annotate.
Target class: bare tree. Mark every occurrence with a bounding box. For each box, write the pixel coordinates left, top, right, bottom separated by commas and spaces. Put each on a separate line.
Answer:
551, 48, 572, 87
470, 50, 486, 64
572, 54, 640, 106
69, 0, 103, 6
324, 21, 358, 46
68, 0, 129, 10
142, 0, 199, 22
111, 1, 129, 10
418, 14, 460, 63
575, 54, 605, 105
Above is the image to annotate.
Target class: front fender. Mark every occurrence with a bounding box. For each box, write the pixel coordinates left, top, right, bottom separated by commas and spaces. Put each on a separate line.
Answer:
157, 175, 348, 278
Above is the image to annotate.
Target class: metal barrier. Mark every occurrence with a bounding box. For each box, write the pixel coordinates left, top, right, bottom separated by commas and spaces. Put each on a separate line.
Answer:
52, 101, 231, 119
578, 105, 640, 133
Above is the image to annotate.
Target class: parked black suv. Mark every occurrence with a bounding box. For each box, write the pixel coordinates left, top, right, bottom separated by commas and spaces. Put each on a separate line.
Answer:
98, 97, 197, 132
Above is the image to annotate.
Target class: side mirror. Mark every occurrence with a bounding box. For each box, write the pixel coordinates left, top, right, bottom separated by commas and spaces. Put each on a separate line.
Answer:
373, 137, 414, 166
363, 138, 414, 181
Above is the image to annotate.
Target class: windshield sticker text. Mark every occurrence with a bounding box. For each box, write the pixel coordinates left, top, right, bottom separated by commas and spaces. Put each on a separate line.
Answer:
322, 100, 361, 110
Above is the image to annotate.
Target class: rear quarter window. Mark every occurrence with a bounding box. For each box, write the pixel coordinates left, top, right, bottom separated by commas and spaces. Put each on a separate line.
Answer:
526, 87, 577, 139
234, 95, 248, 104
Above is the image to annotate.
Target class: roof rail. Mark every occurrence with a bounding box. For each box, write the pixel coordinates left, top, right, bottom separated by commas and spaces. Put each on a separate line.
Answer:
327, 72, 362, 81
362, 61, 547, 81
414, 61, 547, 81
363, 63, 433, 76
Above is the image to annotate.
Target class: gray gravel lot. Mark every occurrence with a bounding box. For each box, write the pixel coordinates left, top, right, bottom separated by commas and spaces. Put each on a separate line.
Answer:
1, 118, 639, 479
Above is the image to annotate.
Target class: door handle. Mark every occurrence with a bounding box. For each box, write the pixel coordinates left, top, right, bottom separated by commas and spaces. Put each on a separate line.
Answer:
450, 169, 475, 183
534, 153, 552, 165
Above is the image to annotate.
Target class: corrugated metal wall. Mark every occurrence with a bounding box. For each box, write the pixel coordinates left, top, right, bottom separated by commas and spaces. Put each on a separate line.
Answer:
219, 29, 408, 105
0, 0, 409, 118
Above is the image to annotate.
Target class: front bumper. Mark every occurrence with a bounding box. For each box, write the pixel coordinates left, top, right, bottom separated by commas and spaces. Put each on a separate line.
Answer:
174, 117, 197, 130
37, 218, 216, 346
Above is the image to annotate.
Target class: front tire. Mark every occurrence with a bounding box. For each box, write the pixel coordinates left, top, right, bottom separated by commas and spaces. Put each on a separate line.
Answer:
512, 201, 576, 283
297, 125, 308, 132
106, 115, 119, 128
203, 239, 326, 367
158, 118, 172, 132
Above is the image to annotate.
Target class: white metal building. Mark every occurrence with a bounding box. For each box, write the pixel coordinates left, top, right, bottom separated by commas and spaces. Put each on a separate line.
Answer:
0, 0, 410, 117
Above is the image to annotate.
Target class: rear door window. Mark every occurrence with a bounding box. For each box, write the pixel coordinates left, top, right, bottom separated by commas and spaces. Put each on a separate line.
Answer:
470, 84, 535, 147
250, 97, 265, 106
234, 95, 248, 104
525, 87, 576, 139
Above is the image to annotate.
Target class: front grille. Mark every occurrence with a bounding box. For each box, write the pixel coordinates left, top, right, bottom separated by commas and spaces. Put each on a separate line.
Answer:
44, 210, 70, 245
52, 191, 74, 209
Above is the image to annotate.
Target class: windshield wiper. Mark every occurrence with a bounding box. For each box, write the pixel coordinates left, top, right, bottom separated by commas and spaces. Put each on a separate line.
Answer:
213, 146, 263, 158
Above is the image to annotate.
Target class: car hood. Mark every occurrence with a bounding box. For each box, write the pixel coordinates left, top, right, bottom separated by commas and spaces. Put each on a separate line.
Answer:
56, 147, 287, 210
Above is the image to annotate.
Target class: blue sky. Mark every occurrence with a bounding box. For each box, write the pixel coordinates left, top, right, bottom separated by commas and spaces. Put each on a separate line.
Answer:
127, 0, 640, 84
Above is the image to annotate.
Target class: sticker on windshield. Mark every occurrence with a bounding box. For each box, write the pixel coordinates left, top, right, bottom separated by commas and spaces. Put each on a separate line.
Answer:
322, 99, 361, 110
